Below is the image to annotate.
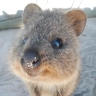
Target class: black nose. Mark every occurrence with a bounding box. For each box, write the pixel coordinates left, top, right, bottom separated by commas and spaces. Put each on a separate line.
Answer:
21, 50, 40, 68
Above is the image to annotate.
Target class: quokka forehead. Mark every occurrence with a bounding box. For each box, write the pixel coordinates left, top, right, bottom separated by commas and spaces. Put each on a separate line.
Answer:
23, 22, 71, 43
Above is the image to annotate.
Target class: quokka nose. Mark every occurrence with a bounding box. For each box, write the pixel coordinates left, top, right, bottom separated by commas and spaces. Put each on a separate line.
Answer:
21, 50, 40, 68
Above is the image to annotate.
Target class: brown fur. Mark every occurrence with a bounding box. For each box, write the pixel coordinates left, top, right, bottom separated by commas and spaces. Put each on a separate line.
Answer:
9, 3, 87, 96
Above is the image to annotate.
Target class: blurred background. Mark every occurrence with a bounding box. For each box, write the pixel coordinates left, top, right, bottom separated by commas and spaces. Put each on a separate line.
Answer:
0, 0, 96, 30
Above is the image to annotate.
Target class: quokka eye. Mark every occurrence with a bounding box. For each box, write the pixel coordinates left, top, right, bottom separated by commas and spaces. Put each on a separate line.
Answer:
51, 38, 63, 49
23, 37, 28, 44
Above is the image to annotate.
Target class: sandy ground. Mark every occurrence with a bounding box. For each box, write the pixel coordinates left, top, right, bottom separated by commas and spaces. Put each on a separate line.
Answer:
0, 18, 96, 96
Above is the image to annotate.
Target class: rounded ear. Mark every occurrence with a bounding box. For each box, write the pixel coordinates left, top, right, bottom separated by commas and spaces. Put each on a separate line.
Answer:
66, 10, 87, 36
23, 3, 42, 24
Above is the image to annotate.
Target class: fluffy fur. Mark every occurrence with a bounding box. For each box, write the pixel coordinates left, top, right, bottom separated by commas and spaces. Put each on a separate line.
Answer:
9, 3, 87, 96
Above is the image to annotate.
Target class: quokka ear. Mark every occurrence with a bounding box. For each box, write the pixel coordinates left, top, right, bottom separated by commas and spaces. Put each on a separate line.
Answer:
66, 10, 87, 36
23, 3, 42, 24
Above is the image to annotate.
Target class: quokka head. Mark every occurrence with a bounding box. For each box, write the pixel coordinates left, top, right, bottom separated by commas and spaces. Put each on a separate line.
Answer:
9, 3, 87, 83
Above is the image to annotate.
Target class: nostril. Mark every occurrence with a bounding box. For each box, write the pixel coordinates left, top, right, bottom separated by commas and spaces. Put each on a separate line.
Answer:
32, 57, 40, 67
21, 58, 25, 65
21, 57, 40, 69
21, 50, 41, 68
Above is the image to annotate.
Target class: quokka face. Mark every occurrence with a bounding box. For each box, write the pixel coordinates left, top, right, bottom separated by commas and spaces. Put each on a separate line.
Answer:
9, 3, 86, 87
